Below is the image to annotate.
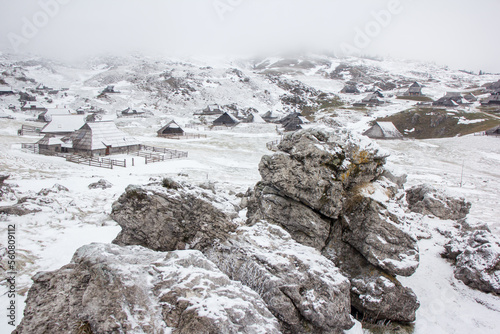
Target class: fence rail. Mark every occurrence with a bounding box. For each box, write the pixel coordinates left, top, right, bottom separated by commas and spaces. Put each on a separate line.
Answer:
158, 133, 207, 140
66, 155, 127, 169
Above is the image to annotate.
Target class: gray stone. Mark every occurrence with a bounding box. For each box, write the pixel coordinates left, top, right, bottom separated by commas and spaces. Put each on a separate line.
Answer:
111, 184, 238, 251
443, 230, 500, 294
324, 223, 419, 323
406, 184, 471, 220
342, 195, 419, 277
205, 222, 353, 334
14, 243, 280, 334
248, 129, 420, 323
88, 179, 113, 190
259, 129, 386, 220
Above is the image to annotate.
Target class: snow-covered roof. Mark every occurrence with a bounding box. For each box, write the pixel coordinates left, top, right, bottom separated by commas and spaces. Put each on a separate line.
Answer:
72, 121, 140, 151
41, 115, 86, 134
377, 122, 403, 138
158, 120, 184, 134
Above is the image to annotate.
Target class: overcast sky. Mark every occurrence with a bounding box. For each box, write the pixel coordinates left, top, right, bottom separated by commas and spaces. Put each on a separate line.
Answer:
0, 0, 498, 72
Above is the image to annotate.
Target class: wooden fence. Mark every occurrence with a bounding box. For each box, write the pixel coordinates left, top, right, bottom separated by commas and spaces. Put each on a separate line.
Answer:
158, 133, 207, 140
66, 155, 126, 169
137, 145, 188, 164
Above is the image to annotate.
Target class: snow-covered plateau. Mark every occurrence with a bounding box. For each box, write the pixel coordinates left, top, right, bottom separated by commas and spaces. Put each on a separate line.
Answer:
0, 53, 499, 333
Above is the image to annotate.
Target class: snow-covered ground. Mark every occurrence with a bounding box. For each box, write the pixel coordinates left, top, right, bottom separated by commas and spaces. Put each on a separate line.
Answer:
1, 54, 500, 333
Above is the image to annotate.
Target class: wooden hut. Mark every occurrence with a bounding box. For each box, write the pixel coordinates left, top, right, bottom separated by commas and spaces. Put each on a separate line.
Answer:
70, 121, 140, 157
485, 126, 500, 136
362, 93, 385, 105
36, 135, 63, 153
363, 122, 403, 139
481, 92, 500, 105
407, 82, 423, 96
158, 120, 185, 138
213, 112, 239, 127
37, 108, 73, 122
340, 84, 360, 94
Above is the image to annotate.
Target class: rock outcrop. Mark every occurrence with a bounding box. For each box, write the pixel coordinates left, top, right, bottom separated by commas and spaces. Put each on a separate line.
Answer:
406, 184, 471, 220
111, 183, 238, 251
442, 227, 500, 294
205, 223, 353, 333
111, 182, 354, 333
247, 129, 420, 323
14, 243, 281, 334
88, 179, 113, 190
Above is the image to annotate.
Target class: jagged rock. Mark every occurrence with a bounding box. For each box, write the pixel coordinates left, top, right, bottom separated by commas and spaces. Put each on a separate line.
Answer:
0, 204, 40, 216
248, 129, 420, 323
324, 223, 420, 323
258, 129, 386, 220
443, 230, 500, 294
342, 194, 419, 277
88, 179, 112, 190
406, 184, 471, 220
247, 183, 332, 250
205, 222, 353, 334
14, 243, 281, 334
111, 183, 238, 251
38, 184, 69, 196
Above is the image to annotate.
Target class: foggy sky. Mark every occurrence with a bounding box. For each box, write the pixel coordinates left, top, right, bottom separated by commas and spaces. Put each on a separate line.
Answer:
0, 0, 499, 72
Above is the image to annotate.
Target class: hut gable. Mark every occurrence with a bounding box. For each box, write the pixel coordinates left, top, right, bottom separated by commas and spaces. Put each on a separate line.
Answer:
362, 93, 384, 105
363, 122, 403, 139
213, 112, 239, 127
41, 115, 86, 136
407, 82, 423, 96
158, 120, 184, 137
71, 121, 140, 155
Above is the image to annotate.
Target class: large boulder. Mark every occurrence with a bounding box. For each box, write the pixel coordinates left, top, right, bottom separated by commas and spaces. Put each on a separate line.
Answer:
14, 243, 281, 334
247, 183, 332, 250
248, 129, 420, 323
258, 129, 386, 220
406, 184, 471, 220
205, 222, 353, 334
324, 223, 419, 323
443, 229, 500, 294
111, 183, 238, 251
342, 193, 419, 277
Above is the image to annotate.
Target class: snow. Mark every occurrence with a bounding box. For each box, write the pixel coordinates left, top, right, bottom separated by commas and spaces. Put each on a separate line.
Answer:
1, 54, 500, 333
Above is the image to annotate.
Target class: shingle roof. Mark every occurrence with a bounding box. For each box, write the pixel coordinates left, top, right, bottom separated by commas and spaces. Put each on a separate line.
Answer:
41, 115, 86, 134
71, 121, 140, 151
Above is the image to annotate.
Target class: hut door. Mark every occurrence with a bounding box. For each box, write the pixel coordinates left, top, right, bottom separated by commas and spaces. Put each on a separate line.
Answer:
105, 146, 111, 156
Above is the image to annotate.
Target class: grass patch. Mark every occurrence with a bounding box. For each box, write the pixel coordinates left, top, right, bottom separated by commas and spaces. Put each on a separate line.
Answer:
396, 95, 434, 102
376, 107, 500, 139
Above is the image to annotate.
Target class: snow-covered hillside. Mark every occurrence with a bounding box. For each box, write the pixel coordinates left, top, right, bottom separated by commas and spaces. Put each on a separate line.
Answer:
1, 53, 499, 333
